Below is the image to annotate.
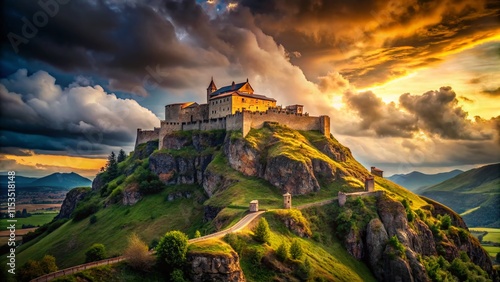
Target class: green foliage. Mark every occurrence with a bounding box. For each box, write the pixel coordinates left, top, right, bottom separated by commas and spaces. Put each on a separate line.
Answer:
440, 214, 452, 230
290, 239, 304, 260
155, 230, 189, 270
105, 151, 118, 181
223, 233, 245, 254
387, 235, 405, 258
244, 246, 265, 265
135, 166, 166, 195
496, 252, 500, 263
253, 217, 271, 244
194, 230, 201, 238
170, 268, 187, 282
422, 252, 490, 282
295, 258, 312, 281
72, 197, 100, 221
401, 199, 415, 222
117, 149, 127, 163
85, 244, 106, 263
17, 255, 58, 282
89, 215, 97, 225
276, 242, 289, 262
333, 196, 378, 239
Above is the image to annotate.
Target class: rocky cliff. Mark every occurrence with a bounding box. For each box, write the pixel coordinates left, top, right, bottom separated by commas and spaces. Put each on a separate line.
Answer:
338, 194, 494, 281
55, 187, 90, 219
187, 251, 245, 282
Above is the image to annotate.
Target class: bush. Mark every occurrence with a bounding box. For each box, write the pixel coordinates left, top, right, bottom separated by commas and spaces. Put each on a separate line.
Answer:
290, 239, 303, 260
155, 230, 189, 270
295, 258, 312, 281
253, 218, 271, 244
496, 252, 500, 263
387, 235, 405, 258
73, 200, 100, 221
223, 233, 245, 254
245, 246, 264, 265
440, 214, 452, 230
89, 215, 97, 225
170, 268, 187, 282
124, 234, 154, 271
194, 230, 201, 238
276, 242, 289, 262
17, 255, 58, 282
85, 244, 106, 263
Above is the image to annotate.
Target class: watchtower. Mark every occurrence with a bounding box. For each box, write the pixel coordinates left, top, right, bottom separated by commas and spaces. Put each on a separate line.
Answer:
249, 200, 259, 212
283, 192, 292, 209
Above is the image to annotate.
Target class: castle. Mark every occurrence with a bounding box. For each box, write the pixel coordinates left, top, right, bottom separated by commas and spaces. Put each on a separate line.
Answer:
136, 78, 331, 149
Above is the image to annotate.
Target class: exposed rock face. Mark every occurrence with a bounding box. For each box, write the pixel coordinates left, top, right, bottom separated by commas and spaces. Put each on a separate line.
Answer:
264, 155, 320, 195
187, 251, 245, 282
204, 205, 223, 222
351, 195, 494, 282
149, 153, 213, 186
202, 168, 238, 198
91, 173, 104, 192
224, 135, 262, 176
122, 184, 141, 205
56, 188, 90, 219
133, 140, 158, 160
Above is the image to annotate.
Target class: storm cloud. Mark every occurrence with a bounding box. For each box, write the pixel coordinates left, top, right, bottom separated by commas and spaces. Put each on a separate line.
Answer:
0, 69, 159, 155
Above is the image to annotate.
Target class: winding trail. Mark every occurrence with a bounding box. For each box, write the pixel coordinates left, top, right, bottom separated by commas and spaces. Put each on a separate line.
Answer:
30, 198, 336, 282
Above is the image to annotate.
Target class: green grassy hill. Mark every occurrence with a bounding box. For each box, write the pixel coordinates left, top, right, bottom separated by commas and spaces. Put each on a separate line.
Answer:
6, 127, 493, 281
420, 163, 500, 227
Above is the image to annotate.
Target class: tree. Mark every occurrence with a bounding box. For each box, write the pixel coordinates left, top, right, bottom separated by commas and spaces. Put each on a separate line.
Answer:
17, 255, 57, 282
290, 239, 303, 260
194, 230, 201, 238
253, 217, 271, 244
124, 233, 154, 271
106, 151, 118, 180
440, 214, 452, 230
117, 149, 127, 163
85, 243, 107, 262
156, 230, 189, 269
276, 242, 289, 262
170, 268, 187, 282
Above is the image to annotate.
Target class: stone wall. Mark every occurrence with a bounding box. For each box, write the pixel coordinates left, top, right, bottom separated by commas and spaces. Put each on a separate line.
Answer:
241, 110, 327, 137
135, 128, 160, 147
338, 191, 384, 207
159, 121, 182, 149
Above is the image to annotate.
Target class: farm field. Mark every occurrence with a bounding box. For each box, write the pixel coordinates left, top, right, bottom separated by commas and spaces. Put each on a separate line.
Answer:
0, 213, 57, 230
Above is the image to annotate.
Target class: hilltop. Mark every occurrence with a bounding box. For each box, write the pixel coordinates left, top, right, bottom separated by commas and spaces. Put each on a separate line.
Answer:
0, 172, 91, 190
420, 163, 500, 227
387, 170, 463, 192
7, 124, 495, 281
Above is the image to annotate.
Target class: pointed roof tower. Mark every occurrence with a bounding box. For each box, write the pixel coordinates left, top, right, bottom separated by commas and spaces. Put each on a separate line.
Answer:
207, 77, 217, 92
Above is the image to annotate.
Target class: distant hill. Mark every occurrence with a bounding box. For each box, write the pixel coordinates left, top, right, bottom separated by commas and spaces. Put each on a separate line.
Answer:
420, 163, 500, 227
387, 169, 463, 192
30, 172, 92, 189
0, 172, 91, 190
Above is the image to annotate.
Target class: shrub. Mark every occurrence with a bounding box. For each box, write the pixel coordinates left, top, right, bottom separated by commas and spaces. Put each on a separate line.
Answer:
440, 214, 452, 230
170, 268, 187, 282
156, 230, 189, 269
223, 233, 245, 254
295, 258, 312, 281
387, 235, 405, 258
85, 244, 106, 263
194, 230, 201, 238
253, 217, 271, 244
245, 246, 264, 265
89, 215, 97, 225
290, 239, 304, 260
124, 234, 154, 271
17, 255, 58, 282
496, 252, 500, 263
276, 242, 289, 262
73, 200, 100, 221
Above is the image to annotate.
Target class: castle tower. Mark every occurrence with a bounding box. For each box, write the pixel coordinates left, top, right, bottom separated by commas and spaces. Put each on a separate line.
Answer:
283, 192, 292, 209
207, 77, 217, 103
365, 176, 374, 192
370, 166, 384, 178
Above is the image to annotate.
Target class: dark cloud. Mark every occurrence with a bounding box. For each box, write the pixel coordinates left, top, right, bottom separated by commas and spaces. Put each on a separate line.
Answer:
400, 86, 495, 140
342, 90, 418, 138
482, 87, 500, 96
341, 86, 498, 140
0, 69, 159, 155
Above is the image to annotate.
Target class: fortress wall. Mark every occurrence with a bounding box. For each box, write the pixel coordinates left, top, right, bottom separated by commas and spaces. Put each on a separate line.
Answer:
135, 127, 160, 147
241, 111, 323, 136
225, 113, 244, 132
159, 121, 182, 149
165, 104, 183, 122
199, 118, 227, 131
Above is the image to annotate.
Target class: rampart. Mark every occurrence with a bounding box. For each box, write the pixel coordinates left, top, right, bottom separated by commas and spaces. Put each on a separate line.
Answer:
135, 127, 160, 147
338, 190, 384, 207
138, 109, 330, 149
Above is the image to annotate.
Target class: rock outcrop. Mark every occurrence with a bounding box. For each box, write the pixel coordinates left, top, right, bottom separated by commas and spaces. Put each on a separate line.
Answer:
122, 184, 141, 205
187, 251, 245, 282
149, 153, 213, 186
55, 188, 90, 219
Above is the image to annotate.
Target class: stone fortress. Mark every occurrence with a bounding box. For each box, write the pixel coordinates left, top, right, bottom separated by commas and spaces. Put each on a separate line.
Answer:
135, 78, 331, 149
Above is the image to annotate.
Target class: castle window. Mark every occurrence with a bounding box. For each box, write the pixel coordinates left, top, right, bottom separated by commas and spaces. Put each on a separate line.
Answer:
242, 98, 245, 102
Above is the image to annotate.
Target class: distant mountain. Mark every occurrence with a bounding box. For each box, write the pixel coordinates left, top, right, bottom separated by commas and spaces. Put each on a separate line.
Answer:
387, 169, 463, 192
0, 172, 91, 190
420, 163, 500, 227
30, 172, 92, 189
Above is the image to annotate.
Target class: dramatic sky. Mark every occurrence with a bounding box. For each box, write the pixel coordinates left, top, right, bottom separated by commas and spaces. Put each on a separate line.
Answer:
1, 0, 499, 178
